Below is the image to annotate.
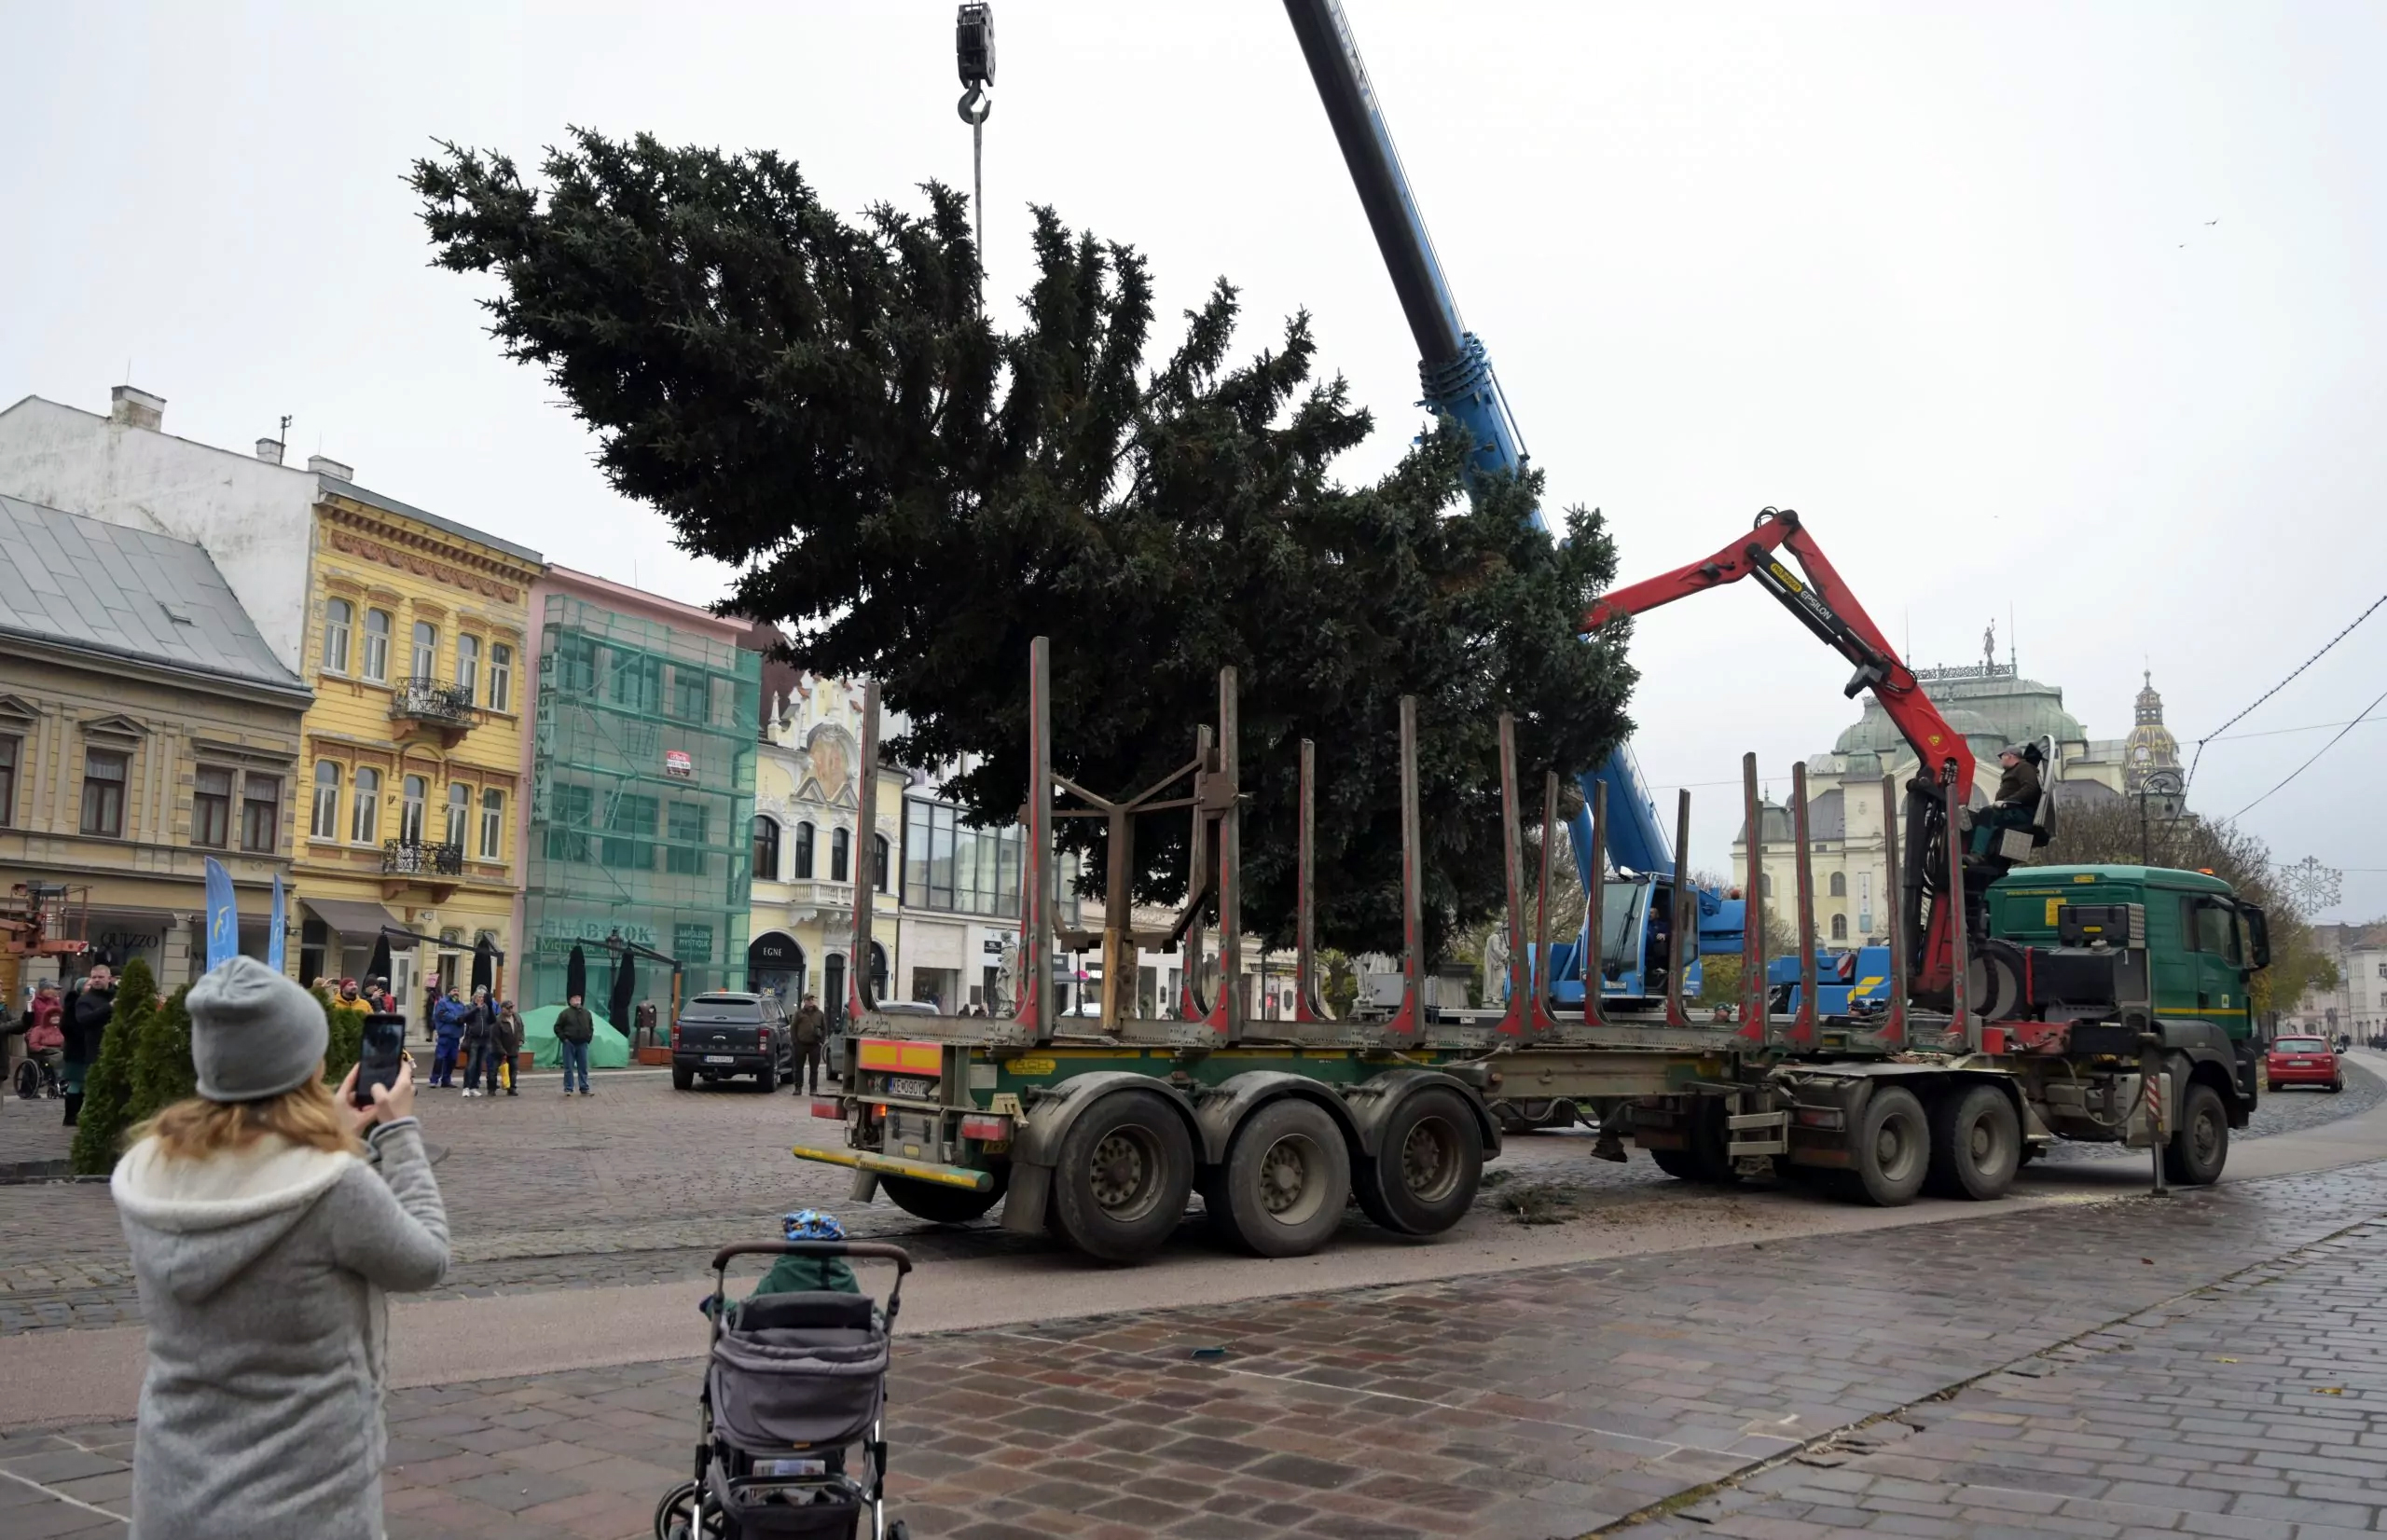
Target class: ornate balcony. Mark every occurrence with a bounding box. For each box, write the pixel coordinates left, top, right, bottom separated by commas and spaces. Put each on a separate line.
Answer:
382, 839, 464, 877
390, 676, 476, 745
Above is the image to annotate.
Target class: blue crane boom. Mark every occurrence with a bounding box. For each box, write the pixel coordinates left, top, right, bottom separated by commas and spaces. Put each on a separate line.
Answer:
1283, 0, 1744, 998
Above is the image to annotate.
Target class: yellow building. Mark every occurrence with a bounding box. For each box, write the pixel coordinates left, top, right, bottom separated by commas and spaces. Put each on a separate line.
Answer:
293, 483, 542, 1017
0, 388, 541, 1025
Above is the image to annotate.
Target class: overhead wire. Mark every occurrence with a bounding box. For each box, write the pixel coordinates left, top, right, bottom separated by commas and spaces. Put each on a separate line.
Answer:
2230, 691, 2387, 821
2186, 592, 2386, 789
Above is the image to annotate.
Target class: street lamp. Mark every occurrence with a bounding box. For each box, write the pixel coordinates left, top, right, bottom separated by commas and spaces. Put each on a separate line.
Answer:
2134, 769, 2183, 865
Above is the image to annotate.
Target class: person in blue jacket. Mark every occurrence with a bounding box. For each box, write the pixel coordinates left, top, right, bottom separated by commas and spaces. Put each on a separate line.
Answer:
430, 986, 468, 1088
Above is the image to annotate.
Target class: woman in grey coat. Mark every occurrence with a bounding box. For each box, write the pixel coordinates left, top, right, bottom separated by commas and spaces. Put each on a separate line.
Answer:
111, 956, 448, 1540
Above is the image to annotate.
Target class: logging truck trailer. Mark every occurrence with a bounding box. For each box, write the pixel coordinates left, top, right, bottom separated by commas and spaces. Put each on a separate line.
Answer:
793, 641, 2266, 1265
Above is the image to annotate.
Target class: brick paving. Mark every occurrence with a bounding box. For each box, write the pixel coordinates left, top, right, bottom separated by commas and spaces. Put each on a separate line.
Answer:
10, 1150, 2387, 1537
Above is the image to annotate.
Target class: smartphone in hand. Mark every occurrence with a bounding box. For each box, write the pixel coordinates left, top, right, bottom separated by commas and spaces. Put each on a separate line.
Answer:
354, 1012, 407, 1108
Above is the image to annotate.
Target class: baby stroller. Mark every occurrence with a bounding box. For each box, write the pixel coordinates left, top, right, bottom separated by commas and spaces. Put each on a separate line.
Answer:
655, 1240, 914, 1540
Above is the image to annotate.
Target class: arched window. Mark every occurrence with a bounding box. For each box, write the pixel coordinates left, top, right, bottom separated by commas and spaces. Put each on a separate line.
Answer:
446, 782, 471, 847
1828, 871, 1847, 898
310, 762, 341, 839
454, 635, 481, 702
410, 622, 438, 681
793, 821, 815, 879
831, 826, 851, 883
1759, 873, 1773, 900
1829, 914, 1848, 942
362, 610, 392, 681
872, 832, 890, 893
752, 816, 780, 880
323, 599, 352, 674
351, 767, 381, 843
400, 775, 427, 843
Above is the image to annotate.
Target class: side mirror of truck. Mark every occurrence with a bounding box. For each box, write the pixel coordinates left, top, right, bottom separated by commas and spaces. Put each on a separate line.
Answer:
2240, 902, 2272, 970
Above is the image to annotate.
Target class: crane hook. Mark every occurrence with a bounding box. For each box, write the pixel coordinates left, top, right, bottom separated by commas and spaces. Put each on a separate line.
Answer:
958, 85, 992, 126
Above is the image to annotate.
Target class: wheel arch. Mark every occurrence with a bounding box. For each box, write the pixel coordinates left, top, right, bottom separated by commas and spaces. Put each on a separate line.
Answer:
1190, 1071, 1365, 1166
1007, 1071, 1202, 1171
1345, 1068, 1502, 1162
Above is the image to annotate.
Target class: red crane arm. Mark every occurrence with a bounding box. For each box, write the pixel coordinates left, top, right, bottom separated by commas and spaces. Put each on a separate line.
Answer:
1583, 508, 1976, 791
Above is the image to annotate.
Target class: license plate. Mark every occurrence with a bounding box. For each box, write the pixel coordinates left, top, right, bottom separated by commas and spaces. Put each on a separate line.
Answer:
2291, 1059, 2311, 1066
704, 1054, 737, 1065
884, 1075, 936, 1100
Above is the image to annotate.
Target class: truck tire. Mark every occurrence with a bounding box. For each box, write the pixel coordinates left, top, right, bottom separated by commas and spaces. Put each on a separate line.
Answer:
1356, 1087, 1483, 1236
1050, 1090, 1195, 1265
1649, 1099, 1739, 1185
756, 1060, 778, 1093
882, 1172, 1005, 1225
1217, 1099, 1352, 1258
2162, 1081, 2229, 1186
671, 1063, 695, 1092
1925, 1084, 2020, 1201
1848, 1085, 1928, 1206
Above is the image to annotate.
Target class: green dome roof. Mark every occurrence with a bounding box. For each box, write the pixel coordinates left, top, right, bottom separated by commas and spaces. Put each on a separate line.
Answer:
1832, 670, 2088, 760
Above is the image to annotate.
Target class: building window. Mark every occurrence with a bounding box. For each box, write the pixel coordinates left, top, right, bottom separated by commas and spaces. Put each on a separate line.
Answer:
362, 609, 392, 681
446, 782, 471, 847
670, 667, 707, 722
793, 821, 815, 879
310, 762, 341, 839
324, 598, 352, 674
0, 735, 16, 828
81, 749, 128, 837
1829, 914, 1847, 942
546, 783, 594, 862
454, 635, 480, 703
410, 622, 438, 681
1759, 873, 1773, 900
241, 774, 280, 854
1828, 871, 1846, 898
488, 643, 513, 712
193, 766, 232, 847
831, 826, 851, 883
351, 767, 382, 843
674, 924, 714, 966
604, 791, 657, 871
902, 800, 1023, 914
667, 802, 708, 875
873, 832, 890, 893
612, 653, 661, 713
401, 774, 428, 843
752, 817, 780, 880
479, 788, 504, 859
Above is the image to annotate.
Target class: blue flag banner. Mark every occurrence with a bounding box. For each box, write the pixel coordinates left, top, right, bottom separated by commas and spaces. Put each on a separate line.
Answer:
202, 857, 238, 973
268, 873, 287, 972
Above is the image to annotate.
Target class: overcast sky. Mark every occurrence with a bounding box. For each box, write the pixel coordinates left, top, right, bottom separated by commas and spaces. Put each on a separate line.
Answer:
7, 1, 2382, 920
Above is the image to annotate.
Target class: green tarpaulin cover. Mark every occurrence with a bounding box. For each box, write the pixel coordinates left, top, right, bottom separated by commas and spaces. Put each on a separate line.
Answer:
517, 1003, 633, 1069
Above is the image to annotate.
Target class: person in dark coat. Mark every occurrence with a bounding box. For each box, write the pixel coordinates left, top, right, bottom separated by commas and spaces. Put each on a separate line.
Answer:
554, 993, 595, 1096
791, 994, 827, 1095
1969, 745, 2044, 858
461, 987, 501, 1098
492, 1002, 522, 1096
60, 963, 118, 1126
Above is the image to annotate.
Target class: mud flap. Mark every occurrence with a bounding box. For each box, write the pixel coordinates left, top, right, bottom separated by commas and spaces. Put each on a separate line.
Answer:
1000, 1162, 1052, 1235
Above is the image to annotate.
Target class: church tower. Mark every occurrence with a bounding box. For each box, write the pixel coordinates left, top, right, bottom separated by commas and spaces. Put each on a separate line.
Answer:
2124, 671, 2184, 816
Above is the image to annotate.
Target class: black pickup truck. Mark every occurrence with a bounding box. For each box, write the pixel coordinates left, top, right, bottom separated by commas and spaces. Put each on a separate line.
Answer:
670, 992, 793, 1092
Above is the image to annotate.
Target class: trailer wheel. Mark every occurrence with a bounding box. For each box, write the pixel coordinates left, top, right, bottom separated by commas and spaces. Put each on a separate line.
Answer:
1217, 1099, 1352, 1258
1051, 1090, 1195, 1264
1357, 1087, 1483, 1236
1849, 1086, 1929, 1206
881, 1172, 1005, 1225
2162, 1081, 2228, 1186
1925, 1085, 2020, 1201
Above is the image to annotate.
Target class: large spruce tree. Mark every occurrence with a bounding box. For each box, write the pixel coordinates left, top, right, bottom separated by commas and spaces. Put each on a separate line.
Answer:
413, 131, 1633, 956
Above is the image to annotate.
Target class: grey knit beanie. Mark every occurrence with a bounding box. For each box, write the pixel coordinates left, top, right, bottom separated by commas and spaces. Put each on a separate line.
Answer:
188, 956, 328, 1103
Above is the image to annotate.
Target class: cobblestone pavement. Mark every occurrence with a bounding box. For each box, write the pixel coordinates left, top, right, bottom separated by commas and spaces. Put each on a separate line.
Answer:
5, 1061, 2381, 1336
10, 1150, 2387, 1537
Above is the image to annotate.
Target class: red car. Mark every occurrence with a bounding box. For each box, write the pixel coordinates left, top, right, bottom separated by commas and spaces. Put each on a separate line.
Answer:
2266, 1035, 2343, 1093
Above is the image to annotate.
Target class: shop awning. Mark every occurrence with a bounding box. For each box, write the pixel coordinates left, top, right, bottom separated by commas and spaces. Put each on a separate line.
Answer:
301, 898, 406, 940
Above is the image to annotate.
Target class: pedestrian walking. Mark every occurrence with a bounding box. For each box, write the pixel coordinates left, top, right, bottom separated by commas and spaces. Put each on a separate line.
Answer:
462, 987, 502, 1097
792, 992, 827, 1095
60, 963, 117, 1126
430, 986, 466, 1088
554, 991, 594, 1096
111, 956, 448, 1540
493, 1000, 522, 1096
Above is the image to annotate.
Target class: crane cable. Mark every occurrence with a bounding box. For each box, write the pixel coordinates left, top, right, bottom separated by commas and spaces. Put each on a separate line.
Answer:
2185, 591, 2386, 791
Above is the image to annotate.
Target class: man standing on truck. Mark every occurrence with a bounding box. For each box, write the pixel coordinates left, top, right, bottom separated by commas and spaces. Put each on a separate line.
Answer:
792, 993, 826, 1095
1968, 744, 2042, 857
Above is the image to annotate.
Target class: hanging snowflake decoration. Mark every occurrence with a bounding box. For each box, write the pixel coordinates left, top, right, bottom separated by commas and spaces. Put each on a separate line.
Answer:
2282, 856, 2342, 914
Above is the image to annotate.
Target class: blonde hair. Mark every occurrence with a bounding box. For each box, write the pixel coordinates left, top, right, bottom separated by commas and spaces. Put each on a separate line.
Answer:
131, 1069, 364, 1162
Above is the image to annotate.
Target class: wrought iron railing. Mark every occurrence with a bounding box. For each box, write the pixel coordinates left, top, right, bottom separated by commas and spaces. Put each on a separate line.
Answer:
390, 676, 475, 726
383, 839, 464, 876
